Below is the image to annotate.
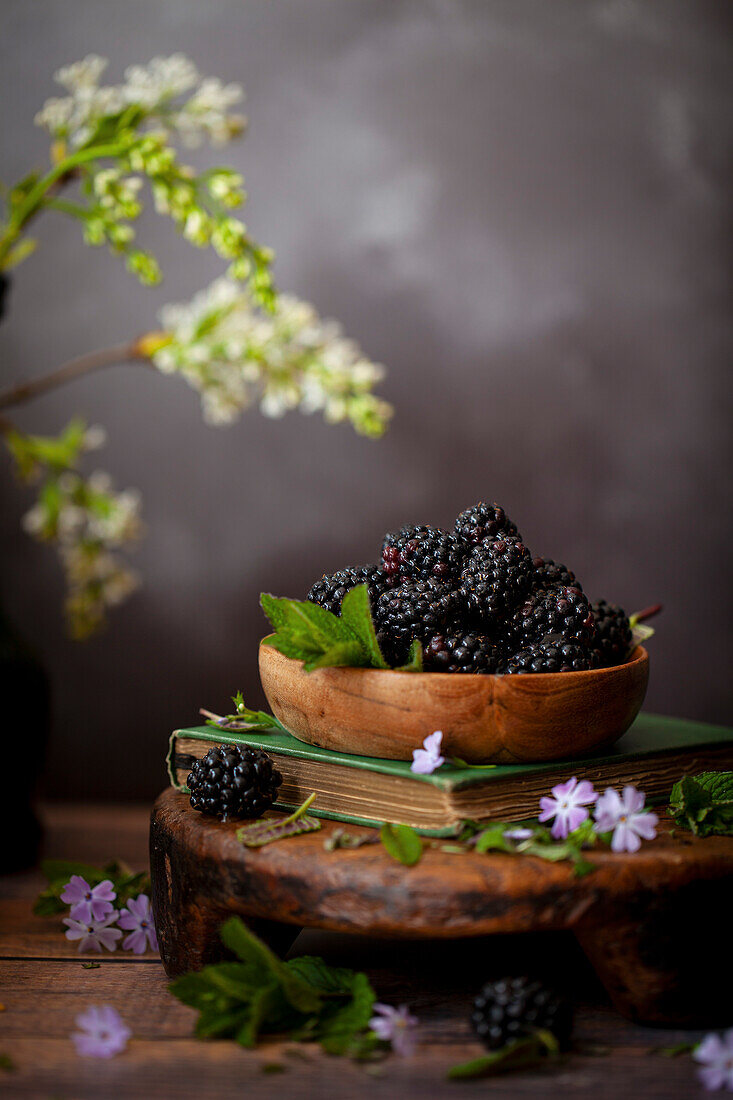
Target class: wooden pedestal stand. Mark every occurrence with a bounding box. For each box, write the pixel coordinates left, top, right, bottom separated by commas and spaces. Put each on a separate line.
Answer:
150, 789, 732, 1026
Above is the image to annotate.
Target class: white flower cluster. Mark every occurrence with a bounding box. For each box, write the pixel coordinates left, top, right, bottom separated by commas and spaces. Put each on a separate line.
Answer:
35, 53, 245, 149
153, 278, 392, 437
22, 463, 142, 639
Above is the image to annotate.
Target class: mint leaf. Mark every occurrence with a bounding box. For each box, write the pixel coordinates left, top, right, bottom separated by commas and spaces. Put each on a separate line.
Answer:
447, 1031, 559, 1080
170, 917, 376, 1056
304, 640, 366, 672
669, 771, 733, 836
629, 622, 654, 652
340, 584, 389, 669
380, 823, 422, 866
395, 638, 423, 672
260, 591, 380, 671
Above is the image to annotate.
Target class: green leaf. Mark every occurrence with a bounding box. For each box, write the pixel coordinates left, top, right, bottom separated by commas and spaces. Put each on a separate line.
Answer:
219, 918, 322, 1015
474, 824, 514, 854
379, 823, 422, 866
669, 771, 733, 836
340, 584, 389, 669
304, 640, 366, 671
260, 591, 383, 671
629, 622, 654, 651
394, 638, 423, 672
447, 1031, 559, 1080
0, 1053, 16, 1072
237, 814, 321, 847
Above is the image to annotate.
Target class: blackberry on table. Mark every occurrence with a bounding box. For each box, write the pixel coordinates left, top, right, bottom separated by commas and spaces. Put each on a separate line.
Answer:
502, 639, 594, 674
509, 584, 594, 648
591, 600, 632, 667
460, 537, 534, 628
454, 501, 519, 547
381, 525, 464, 586
532, 557, 581, 590
187, 744, 282, 821
471, 976, 572, 1051
424, 631, 504, 674
307, 564, 387, 616
374, 580, 462, 664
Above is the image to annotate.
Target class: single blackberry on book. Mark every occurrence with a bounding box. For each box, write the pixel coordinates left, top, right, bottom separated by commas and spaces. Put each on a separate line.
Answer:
307, 564, 387, 616
502, 639, 594, 674
424, 631, 504, 674
374, 579, 462, 664
454, 501, 519, 547
381, 525, 464, 586
532, 557, 581, 590
509, 584, 594, 648
591, 600, 632, 667
187, 744, 282, 821
471, 976, 572, 1051
460, 537, 534, 627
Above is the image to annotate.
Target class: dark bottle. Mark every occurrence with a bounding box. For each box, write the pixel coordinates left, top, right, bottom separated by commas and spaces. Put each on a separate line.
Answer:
0, 608, 50, 870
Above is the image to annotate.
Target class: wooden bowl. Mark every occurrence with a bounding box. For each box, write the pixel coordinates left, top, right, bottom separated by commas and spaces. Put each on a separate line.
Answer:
258, 643, 649, 764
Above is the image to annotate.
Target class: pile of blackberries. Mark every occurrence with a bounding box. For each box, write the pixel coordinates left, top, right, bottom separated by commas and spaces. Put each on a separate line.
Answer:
307, 502, 632, 674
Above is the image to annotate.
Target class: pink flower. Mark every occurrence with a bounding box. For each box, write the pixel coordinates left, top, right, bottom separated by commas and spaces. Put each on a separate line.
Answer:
72, 1005, 131, 1058
63, 913, 122, 953
411, 730, 445, 775
593, 785, 658, 853
694, 1029, 733, 1092
369, 1003, 419, 1057
60, 876, 116, 923
117, 894, 158, 954
538, 777, 597, 839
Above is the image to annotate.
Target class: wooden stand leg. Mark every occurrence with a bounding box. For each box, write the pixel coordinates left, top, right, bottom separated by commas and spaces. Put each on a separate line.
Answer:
150, 812, 301, 977
574, 878, 732, 1027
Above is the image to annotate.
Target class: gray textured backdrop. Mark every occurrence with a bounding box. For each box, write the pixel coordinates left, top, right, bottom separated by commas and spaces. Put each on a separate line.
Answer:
1, 0, 731, 799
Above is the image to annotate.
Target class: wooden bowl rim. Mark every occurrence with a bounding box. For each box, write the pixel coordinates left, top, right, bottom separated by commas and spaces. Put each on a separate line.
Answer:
259, 642, 648, 682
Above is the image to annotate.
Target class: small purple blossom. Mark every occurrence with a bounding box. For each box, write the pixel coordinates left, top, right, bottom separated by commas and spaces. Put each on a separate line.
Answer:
61, 876, 116, 923
411, 730, 445, 775
538, 776, 597, 839
63, 913, 122, 953
369, 1003, 419, 1057
117, 894, 158, 954
694, 1030, 733, 1092
593, 785, 658, 853
72, 1005, 131, 1058
503, 827, 534, 842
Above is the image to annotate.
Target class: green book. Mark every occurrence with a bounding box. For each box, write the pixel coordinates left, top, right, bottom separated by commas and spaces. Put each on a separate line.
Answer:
167, 712, 733, 836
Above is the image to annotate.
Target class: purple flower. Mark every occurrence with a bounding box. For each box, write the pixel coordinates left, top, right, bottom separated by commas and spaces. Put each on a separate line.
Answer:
694, 1030, 733, 1092
60, 876, 116, 923
593, 785, 658, 853
72, 1005, 131, 1058
503, 827, 534, 842
411, 730, 445, 775
369, 1003, 419, 1057
538, 776, 597, 839
117, 894, 158, 954
63, 913, 122, 953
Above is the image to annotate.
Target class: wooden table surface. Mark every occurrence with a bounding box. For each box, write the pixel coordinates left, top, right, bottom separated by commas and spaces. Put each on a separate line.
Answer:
0, 802, 710, 1099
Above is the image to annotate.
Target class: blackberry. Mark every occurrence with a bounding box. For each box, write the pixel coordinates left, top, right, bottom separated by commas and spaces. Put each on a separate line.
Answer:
532, 556, 581, 590
502, 639, 594, 674
454, 501, 519, 547
591, 600, 632, 667
374, 580, 462, 664
509, 584, 594, 648
381, 525, 464, 586
460, 538, 534, 627
471, 976, 572, 1051
424, 631, 504, 674
307, 564, 387, 616
187, 744, 282, 821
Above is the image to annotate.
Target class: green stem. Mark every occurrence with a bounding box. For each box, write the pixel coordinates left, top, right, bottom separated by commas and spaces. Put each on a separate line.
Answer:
0, 142, 129, 266
281, 793, 317, 825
